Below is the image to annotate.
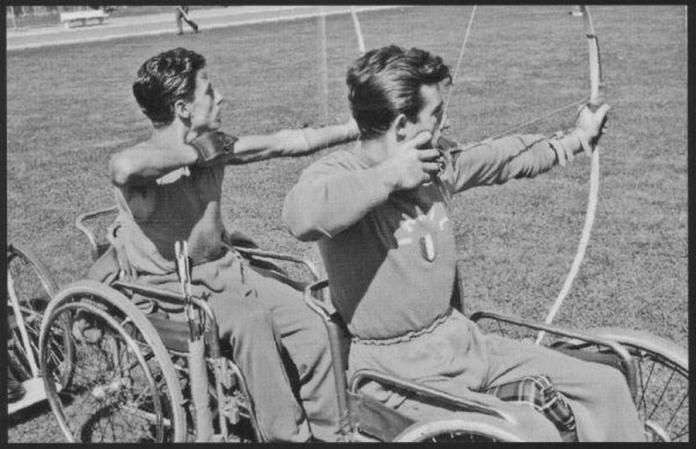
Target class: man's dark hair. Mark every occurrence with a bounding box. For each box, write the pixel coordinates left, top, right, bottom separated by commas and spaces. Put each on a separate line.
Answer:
132, 47, 206, 127
346, 45, 451, 140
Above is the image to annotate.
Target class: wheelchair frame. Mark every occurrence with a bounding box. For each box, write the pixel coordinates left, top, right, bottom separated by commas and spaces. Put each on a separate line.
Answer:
7, 241, 73, 416
37, 206, 688, 442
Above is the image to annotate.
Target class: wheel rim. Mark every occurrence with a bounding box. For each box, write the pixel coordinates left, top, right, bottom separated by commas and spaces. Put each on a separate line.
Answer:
623, 344, 688, 442
43, 300, 176, 442
7, 244, 72, 388
394, 416, 528, 442
552, 337, 688, 442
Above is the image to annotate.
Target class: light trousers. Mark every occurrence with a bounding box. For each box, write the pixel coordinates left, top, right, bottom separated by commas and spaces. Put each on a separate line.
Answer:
349, 309, 645, 442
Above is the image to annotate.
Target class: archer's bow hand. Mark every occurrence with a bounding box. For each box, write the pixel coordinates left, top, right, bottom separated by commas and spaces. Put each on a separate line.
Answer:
550, 102, 610, 166
573, 102, 611, 156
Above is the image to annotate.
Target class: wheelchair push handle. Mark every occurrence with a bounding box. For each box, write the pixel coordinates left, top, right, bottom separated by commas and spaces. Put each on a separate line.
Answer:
75, 206, 118, 261
233, 246, 321, 281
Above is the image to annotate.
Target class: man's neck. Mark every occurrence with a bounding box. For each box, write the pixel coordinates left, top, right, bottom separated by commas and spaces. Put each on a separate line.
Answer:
357, 135, 394, 168
148, 121, 190, 152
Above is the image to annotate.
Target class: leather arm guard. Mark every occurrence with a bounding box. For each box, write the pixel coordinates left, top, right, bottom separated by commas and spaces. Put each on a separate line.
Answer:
189, 131, 239, 165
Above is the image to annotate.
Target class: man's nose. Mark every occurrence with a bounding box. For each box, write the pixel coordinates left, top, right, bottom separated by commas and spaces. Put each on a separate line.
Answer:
439, 115, 450, 132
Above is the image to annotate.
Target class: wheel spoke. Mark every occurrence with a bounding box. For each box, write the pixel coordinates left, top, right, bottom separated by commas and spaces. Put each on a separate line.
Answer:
637, 359, 655, 415
664, 392, 687, 430
646, 369, 675, 421
673, 423, 688, 440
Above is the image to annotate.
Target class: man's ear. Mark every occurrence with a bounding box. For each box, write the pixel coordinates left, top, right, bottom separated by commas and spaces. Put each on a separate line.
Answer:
174, 99, 191, 120
394, 113, 408, 141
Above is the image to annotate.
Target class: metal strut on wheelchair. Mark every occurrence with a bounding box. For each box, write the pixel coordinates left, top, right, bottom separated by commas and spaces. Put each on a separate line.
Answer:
24, 206, 688, 442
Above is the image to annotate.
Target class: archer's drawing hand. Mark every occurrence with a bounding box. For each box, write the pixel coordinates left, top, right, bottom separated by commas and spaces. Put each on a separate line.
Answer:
573, 102, 610, 156
382, 131, 442, 191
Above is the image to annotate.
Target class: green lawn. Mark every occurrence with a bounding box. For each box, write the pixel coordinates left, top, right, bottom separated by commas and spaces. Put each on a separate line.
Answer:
6, 5, 687, 442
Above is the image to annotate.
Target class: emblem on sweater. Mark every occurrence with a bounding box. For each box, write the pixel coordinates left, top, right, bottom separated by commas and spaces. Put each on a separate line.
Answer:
420, 234, 436, 262
395, 205, 449, 263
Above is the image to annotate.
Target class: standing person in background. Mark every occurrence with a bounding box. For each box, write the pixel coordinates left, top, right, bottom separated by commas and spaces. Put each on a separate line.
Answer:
175, 6, 199, 35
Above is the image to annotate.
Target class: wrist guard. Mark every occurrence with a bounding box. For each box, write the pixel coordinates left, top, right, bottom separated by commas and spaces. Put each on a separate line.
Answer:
550, 128, 592, 167
189, 131, 238, 165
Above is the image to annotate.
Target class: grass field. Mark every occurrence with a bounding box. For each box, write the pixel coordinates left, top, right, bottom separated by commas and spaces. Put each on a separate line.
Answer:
6, 5, 687, 442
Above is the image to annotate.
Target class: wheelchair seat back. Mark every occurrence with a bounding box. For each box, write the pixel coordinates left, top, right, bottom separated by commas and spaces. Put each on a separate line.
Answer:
76, 206, 119, 262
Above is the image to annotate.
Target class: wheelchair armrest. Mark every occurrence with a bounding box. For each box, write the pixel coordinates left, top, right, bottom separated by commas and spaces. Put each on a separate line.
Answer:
346, 390, 416, 441
469, 310, 637, 398
349, 369, 515, 423
111, 280, 222, 357
75, 206, 118, 261
233, 246, 320, 281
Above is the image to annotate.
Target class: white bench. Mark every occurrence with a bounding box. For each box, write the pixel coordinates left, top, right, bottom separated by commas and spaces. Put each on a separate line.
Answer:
60, 9, 109, 28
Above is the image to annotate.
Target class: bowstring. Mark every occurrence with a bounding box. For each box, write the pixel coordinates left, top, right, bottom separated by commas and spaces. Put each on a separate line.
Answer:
442, 5, 478, 120
446, 8, 595, 144
486, 97, 588, 141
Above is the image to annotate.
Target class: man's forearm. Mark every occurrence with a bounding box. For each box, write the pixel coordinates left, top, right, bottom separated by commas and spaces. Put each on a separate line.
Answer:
297, 119, 360, 154
232, 119, 359, 163
283, 164, 393, 241
451, 134, 558, 192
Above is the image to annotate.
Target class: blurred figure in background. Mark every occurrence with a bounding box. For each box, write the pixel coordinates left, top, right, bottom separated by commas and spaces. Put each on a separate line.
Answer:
175, 6, 199, 35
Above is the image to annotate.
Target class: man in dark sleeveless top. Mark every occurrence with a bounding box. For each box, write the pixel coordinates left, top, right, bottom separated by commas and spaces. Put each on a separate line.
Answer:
105, 47, 359, 442
283, 45, 644, 441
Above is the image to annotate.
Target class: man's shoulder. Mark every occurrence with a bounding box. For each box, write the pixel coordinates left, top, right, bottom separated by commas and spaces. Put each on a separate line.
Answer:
111, 140, 153, 161
307, 148, 362, 172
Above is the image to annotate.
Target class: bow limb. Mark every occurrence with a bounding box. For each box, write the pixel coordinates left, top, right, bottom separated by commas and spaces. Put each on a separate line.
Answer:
442, 5, 478, 119
350, 6, 366, 54
536, 5, 603, 343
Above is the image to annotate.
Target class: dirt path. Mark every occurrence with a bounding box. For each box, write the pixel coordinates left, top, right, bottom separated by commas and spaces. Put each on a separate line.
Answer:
7, 5, 405, 51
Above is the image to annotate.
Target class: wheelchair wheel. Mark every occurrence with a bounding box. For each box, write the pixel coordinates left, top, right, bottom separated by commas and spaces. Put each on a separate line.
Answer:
558, 327, 688, 442
7, 241, 73, 388
39, 280, 187, 442
393, 413, 531, 442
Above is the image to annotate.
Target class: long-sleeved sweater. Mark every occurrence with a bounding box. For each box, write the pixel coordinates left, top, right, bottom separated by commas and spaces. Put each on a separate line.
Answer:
283, 134, 562, 340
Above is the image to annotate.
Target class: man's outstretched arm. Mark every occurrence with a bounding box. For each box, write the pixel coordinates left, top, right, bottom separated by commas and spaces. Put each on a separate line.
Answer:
449, 103, 610, 192
110, 119, 360, 185
188, 119, 359, 166
231, 118, 360, 163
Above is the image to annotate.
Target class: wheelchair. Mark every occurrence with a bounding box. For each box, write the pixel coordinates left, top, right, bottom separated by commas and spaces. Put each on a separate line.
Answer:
38, 206, 688, 442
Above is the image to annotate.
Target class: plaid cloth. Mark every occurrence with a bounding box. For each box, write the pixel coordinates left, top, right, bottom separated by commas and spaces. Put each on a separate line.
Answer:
485, 375, 577, 435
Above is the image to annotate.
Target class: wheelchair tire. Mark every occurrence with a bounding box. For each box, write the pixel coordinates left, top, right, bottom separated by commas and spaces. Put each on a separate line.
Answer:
392, 413, 533, 442
39, 280, 187, 442
7, 241, 73, 389
561, 327, 688, 442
